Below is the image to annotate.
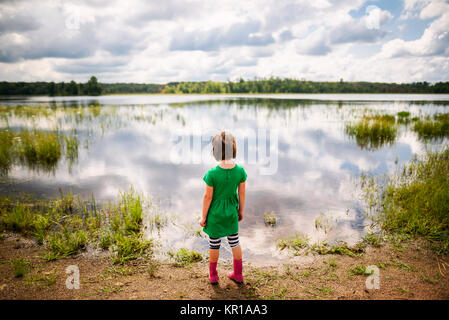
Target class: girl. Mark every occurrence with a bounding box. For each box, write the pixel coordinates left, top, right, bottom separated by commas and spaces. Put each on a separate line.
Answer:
200, 131, 247, 284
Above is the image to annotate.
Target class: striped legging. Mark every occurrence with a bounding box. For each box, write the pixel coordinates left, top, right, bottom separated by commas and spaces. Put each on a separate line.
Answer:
209, 233, 240, 249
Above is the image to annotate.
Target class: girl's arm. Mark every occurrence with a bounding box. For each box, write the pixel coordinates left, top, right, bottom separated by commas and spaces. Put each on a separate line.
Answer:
238, 181, 245, 221
200, 185, 213, 227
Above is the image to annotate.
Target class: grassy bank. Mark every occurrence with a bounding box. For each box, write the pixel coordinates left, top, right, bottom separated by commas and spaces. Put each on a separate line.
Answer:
0, 188, 153, 264
362, 148, 449, 254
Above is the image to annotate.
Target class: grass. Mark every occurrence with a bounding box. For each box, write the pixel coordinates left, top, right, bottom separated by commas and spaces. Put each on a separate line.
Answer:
168, 248, 203, 267
106, 265, 135, 276
0, 186, 154, 265
362, 148, 449, 254
10, 258, 31, 278
412, 113, 449, 141
362, 232, 383, 247
276, 234, 309, 254
347, 265, 369, 277
1, 203, 36, 233
0, 129, 14, 175
421, 274, 438, 284
0, 127, 80, 175
17, 130, 62, 171
276, 234, 366, 257
397, 111, 411, 124
44, 230, 88, 261
24, 271, 57, 288
345, 115, 398, 150
311, 241, 365, 257
396, 287, 409, 294
325, 257, 338, 271
146, 259, 160, 277
264, 211, 277, 226
65, 130, 79, 167
111, 233, 152, 264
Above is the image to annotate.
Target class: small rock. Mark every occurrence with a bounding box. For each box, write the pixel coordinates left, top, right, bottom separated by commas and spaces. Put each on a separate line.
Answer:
0, 284, 7, 291
114, 282, 124, 287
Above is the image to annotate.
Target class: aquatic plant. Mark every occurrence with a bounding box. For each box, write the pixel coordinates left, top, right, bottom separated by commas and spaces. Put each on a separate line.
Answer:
65, 130, 79, 165
277, 234, 309, 253
345, 115, 398, 150
412, 113, 449, 141
0, 129, 14, 175
397, 111, 411, 124
310, 240, 365, 257
264, 211, 277, 226
17, 130, 62, 170
0, 127, 80, 175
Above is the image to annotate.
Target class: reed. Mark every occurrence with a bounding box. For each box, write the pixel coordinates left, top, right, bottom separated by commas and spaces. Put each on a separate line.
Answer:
345, 115, 398, 150
413, 113, 449, 140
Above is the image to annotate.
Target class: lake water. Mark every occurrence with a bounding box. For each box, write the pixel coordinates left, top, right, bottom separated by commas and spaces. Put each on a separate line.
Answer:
1, 94, 448, 263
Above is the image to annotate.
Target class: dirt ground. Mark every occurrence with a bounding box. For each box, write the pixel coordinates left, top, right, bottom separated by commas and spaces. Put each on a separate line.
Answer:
0, 233, 448, 300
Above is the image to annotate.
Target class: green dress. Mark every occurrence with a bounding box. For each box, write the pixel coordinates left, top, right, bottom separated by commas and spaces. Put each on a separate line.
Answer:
202, 164, 247, 238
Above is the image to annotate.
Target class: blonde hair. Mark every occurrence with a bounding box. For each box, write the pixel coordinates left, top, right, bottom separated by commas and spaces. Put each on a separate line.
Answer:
211, 131, 236, 161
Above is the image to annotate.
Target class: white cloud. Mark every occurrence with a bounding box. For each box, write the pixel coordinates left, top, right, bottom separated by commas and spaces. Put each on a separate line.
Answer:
0, 0, 447, 82
380, 1, 449, 58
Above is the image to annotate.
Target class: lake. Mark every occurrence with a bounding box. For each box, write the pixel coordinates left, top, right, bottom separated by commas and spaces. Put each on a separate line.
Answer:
1, 94, 448, 263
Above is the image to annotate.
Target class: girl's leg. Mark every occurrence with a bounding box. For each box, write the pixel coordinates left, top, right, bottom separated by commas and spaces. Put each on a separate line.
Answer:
227, 233, 243, 283
208, 237, 221, 284
231, 245, 242, 260
209, 249, 220, 263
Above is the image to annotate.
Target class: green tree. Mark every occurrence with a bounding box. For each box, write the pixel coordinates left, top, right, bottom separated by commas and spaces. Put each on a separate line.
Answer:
86, 76, 102, 96
67, 80, 79, 95
48, 82, 56, 96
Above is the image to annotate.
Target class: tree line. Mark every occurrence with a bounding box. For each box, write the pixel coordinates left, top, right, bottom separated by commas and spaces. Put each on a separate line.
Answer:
1, 76, 449, 95
0, 76, 103, 96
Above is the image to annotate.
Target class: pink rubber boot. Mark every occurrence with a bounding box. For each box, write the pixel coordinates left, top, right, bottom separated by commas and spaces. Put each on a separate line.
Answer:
228, 259, 243, 283
209, 262, 219, 284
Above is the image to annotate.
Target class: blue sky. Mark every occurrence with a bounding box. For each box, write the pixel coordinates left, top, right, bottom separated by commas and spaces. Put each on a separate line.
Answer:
0, 0, 448, 83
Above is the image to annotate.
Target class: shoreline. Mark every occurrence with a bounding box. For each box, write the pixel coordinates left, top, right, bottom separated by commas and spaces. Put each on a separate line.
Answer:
1, 231, 448, 300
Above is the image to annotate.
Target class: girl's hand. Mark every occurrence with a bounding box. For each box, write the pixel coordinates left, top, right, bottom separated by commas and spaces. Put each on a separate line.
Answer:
199, 217, 207, 227
238, 211, 243, 222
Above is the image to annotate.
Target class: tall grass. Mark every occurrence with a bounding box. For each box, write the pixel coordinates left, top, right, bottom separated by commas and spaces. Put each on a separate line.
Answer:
0, 128, 80, 175
65, 130, 79, 165
345, 115, 398, 150
413, 113, 449, 141
397, 111, 411, 124
17, 130, 62, 171
0, 129, 14, 175
362, 148, 449, 253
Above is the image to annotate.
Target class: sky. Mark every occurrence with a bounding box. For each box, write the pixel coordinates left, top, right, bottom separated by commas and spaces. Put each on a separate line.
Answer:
0, 0, 448, 83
